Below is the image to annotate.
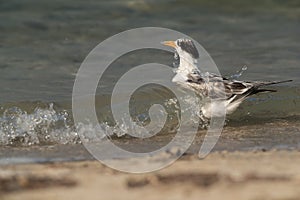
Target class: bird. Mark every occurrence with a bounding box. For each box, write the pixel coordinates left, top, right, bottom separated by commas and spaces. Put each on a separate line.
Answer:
162, 38, 292, 118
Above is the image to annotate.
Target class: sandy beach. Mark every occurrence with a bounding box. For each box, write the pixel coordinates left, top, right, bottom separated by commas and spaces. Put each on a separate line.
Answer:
1, 150, 300, 200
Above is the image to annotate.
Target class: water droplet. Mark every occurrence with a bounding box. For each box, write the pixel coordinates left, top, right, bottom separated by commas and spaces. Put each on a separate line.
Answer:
174, 52, 179, 60
242, 65, 247, 71
230, 65, 248, 80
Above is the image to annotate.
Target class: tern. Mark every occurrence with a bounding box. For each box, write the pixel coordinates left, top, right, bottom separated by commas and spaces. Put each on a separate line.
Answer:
162, 38, 292, 118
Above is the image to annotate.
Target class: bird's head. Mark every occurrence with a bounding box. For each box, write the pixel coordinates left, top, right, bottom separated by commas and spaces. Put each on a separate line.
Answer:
162, 38, 199, 60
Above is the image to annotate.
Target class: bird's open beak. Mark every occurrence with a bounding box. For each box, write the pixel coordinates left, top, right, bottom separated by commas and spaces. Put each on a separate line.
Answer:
161, 40, 176, 48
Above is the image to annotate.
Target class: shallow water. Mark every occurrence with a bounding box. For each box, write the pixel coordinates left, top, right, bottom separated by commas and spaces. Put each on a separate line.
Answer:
0, 0, 300, 164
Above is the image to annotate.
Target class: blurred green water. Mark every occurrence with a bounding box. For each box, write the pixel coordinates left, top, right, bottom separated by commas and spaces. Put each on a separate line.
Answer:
0, 0, 299, 117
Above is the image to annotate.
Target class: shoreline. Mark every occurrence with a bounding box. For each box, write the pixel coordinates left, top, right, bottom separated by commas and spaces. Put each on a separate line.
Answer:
1, 118, 300, 165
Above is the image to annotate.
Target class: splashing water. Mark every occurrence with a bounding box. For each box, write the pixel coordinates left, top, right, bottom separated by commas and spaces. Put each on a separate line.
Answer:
172, 51, 180, 68
0, 104, 79, 146
230, 65, 248, 80
0, 93, 206, 146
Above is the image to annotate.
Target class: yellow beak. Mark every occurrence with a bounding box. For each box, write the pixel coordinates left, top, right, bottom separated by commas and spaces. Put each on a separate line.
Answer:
162, 40, 176, 48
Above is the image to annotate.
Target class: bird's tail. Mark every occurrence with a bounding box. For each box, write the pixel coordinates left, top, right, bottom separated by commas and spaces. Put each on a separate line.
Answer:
252, 79, 292, 94
226, 79, 292, 114
256, 79, 293, 87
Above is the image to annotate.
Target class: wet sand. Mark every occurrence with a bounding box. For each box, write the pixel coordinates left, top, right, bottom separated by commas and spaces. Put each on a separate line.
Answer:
1, 150, 300, 200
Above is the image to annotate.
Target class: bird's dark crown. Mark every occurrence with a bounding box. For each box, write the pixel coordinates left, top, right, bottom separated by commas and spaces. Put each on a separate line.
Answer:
176, 38, 199, 59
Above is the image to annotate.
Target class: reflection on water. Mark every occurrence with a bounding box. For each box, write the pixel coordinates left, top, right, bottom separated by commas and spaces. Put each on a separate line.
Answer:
0, 0, 299, 161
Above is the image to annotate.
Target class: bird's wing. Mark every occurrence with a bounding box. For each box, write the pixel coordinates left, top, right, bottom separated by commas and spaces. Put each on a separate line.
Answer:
186, 72, 252, 99
186, 72, 291, 101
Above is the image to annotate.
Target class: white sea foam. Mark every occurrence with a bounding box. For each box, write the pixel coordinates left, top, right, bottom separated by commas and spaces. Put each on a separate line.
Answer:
0, 104, 79, 146
0, 94, 205, 146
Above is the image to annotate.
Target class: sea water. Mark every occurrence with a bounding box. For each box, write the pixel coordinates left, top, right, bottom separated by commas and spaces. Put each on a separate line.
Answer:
0, 0, 300, 164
